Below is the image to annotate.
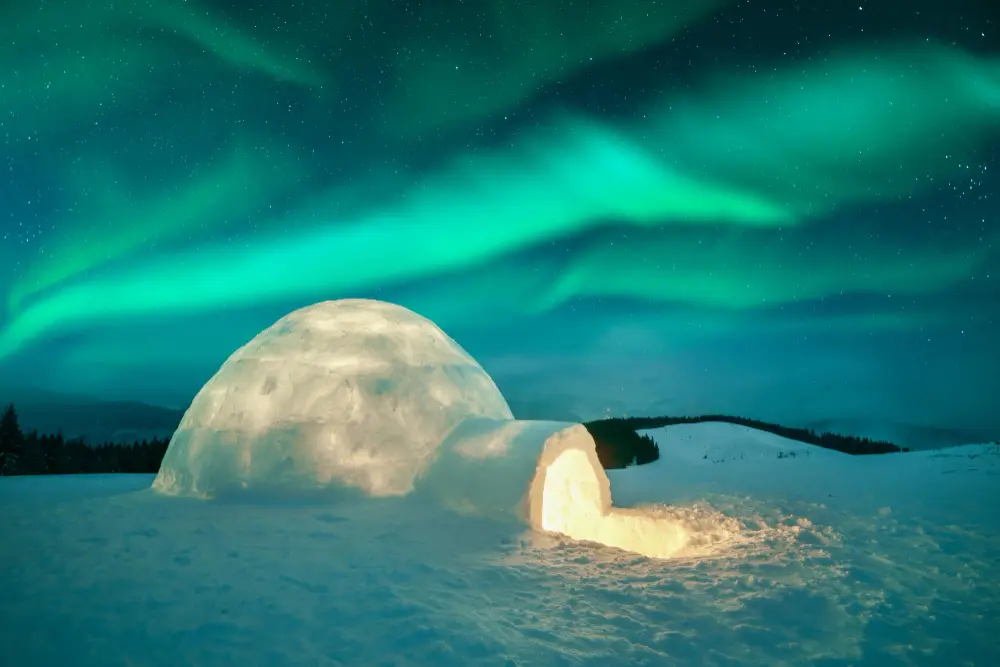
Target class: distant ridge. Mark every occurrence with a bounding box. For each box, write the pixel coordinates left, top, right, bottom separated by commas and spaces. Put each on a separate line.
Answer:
801, 417, 998, 452
584, 414, 905, 469
0, 391, 183, 444
3, 385, 994, 464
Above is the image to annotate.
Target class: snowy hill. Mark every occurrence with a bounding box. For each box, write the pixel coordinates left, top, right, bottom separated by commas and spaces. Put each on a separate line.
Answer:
610, 422, 999, 514
647, 420, 843, 463
802, 417, 998, 451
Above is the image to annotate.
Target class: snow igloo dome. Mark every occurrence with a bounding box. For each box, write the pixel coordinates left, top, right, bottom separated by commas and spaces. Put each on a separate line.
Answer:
153, 299, 513, 497
154, 298, 719, 560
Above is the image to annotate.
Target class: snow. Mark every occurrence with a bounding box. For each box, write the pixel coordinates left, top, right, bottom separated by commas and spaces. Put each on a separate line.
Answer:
618, 422, 999, 515
153, 299, 513, 498
2, 422, 998, 666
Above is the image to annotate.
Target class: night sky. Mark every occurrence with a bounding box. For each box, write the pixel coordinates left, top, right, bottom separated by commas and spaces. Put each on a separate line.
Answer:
1, 0, 998, 437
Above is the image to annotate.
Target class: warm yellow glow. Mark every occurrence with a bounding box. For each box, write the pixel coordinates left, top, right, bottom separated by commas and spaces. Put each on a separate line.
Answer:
538, 447, 706, 560
540, 450, 605, 535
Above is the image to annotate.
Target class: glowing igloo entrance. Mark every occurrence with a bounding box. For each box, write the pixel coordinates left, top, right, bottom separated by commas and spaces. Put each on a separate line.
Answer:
425, 420, 701, 560
536, 445, 694, 560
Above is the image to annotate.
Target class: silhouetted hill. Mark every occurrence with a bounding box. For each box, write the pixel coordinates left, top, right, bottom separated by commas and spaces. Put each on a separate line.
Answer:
0, 391, 183, 444
801, 418, 996, 452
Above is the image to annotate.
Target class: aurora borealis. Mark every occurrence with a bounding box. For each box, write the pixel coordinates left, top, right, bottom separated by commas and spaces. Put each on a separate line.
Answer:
1, 0, 998, 439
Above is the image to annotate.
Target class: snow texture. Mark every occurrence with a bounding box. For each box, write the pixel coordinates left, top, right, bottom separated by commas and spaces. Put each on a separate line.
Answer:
153, 299, 513, 498
2, 428, 998, 666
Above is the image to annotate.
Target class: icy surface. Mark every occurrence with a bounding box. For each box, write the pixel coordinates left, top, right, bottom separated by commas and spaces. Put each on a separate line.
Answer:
2, 426, 998, 666
153, 299, 513, 497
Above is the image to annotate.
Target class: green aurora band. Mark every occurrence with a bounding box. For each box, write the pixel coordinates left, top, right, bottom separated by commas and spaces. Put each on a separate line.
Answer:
8, 143, 309, 312
1, 40, 997, 358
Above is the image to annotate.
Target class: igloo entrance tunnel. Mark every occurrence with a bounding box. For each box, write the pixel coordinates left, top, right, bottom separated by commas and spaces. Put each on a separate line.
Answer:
153, 299, 694, 559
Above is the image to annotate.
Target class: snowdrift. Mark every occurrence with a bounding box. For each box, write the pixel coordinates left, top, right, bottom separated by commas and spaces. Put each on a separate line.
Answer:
152, 299, 707, 559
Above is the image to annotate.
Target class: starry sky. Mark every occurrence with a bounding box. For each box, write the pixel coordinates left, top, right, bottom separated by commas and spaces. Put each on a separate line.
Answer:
1, 0, 998, 437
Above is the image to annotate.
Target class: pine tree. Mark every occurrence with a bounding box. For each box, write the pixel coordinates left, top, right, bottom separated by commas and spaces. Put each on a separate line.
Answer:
20, 431, 47, 475
0, 404, 24, 475
40, 434, 67, 474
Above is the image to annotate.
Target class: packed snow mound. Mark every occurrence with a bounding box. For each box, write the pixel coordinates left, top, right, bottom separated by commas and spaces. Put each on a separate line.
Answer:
152, 299, 513, 497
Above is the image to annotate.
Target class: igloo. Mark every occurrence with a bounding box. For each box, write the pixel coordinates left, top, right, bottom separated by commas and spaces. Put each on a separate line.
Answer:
153, 298, 706, 560
152, 299, 513, 497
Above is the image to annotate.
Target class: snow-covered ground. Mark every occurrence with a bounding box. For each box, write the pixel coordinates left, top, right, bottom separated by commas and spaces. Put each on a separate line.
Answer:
2, 422, 998, 666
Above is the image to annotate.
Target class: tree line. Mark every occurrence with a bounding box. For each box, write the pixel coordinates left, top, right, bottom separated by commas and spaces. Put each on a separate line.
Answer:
0, 404, 169, 476
583, 420, 661, 469
0, 402, 913, 477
